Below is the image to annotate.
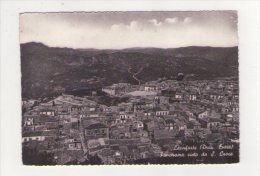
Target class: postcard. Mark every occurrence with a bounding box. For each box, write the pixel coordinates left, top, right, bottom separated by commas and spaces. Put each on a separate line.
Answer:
1, 1, 260, 176
20, 11, 239, 165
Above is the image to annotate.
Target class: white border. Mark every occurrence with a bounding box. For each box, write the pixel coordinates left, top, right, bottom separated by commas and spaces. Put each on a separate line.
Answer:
1, 1, 260, 176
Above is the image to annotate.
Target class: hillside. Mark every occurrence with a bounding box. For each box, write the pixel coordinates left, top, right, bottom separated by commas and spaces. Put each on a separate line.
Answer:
21, 42, 238, 99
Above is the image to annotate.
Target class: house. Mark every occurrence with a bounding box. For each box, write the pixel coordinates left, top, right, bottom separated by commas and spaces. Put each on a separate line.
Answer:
143, 110, 152, 117
87, 138, 109, 153
133, 102, 146, 112
156, 110, 169, 116
103, 107, 112, 112
119, 113, 135, 120
115, 113, 135, 124
231, 104, 239, 112
197, 117, 209, 128
185, 110, 196, 121
102, 83, 131, 96
67, 140, 82, 150
207, 118, 223, 130
154, 96, 169, 105
197, 116, 223, 130
57, 110, 70, 119
189, 94, 197, 101
22, 131, 45, 143
117, 102, 133, 112
155, 107, 169, 116
109, 125, 131, 139
43, 118, 59, 130
39, 109, 56, 116
102, 87, 116, 96
68, 106, 83, 113
27, 115, 58, 128
84, 122, 109, 139
175, 120, 187, 131
23, 115, 36, 126
196, 110, 209, 119
163, 118, 175, 130
144, 85, 158, 92
175, 92, 183, 100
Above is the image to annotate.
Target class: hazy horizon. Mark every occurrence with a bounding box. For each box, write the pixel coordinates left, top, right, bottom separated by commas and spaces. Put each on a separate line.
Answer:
21, 41, 238, 50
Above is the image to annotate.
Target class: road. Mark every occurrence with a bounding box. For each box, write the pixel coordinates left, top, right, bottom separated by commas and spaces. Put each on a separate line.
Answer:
127, 66, 144, 85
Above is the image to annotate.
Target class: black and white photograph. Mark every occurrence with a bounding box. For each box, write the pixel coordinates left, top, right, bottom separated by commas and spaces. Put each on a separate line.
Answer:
20, 11, 240, 165
1, 1, 260, 176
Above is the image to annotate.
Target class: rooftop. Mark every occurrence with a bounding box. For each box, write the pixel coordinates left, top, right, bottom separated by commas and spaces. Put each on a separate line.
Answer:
85, 123, 108, 129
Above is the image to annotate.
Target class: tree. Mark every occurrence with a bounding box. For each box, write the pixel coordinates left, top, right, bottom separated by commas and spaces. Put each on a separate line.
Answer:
22, 146, 56, 165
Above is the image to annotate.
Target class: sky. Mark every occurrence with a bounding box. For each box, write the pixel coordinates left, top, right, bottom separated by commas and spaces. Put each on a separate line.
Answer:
20, 11, 238, 49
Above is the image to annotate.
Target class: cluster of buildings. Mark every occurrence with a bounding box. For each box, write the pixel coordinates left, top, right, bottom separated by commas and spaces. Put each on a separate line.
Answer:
22, 78, 239, 164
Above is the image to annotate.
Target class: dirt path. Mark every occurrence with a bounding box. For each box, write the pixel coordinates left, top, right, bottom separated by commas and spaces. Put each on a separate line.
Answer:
128, 66, 144, 85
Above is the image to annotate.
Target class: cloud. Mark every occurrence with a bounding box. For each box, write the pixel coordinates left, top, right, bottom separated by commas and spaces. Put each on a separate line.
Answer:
128, 20, 139, 29
111, 20, 140, 31
183, 17, 192, 23
110, 23, 124, 30
20, 13, 238, 49
148, 19, 162, 26
165, 17, 178, 24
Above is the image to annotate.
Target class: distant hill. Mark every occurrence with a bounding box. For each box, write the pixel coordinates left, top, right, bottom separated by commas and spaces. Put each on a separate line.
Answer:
21, 42, 238, 99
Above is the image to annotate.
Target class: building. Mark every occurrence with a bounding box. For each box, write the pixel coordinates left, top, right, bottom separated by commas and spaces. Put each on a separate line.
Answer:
22, 131, 45, 143
155, 107, 169, 116
133, 102, 146, 112
39, 109, 56, 116
84, 123, 109, 139
102, 83, 131, 96
144, 86, 158, 92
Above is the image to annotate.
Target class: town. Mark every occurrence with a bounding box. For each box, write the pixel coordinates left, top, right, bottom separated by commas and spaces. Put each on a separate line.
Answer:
22, 77, 239, 165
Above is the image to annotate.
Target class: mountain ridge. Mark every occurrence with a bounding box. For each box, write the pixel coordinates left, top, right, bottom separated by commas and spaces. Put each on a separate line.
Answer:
21, 42, 238, 99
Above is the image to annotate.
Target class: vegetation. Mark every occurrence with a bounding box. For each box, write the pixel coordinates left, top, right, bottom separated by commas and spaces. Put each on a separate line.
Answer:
22, 146, 56, 165
65, 154, 103, 165
21, 42, 238, 99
